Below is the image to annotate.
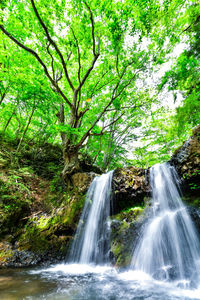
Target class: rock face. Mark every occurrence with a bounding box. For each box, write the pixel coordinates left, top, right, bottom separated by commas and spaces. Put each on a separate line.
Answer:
71, 172, 97, 193
110, 207, 148, 267
110, 168, 152, 266
170, 125, 200, 191
112, 167, 151, 214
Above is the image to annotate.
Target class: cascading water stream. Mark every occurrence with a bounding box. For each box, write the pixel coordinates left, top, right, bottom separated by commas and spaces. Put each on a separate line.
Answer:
131, 163, 200, 286
9, 164, 200, 299
68, 171, 113, 264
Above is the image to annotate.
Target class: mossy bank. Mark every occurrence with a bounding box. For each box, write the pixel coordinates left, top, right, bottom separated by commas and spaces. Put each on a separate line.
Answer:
0, 136, 88, 267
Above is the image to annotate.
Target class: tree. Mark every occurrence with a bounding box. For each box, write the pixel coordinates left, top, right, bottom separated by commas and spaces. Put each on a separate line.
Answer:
1, 0, 158, 181
157, 0, 200, 135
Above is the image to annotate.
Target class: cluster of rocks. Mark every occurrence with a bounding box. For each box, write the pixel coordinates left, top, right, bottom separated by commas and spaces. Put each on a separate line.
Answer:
0, 241, 65, 268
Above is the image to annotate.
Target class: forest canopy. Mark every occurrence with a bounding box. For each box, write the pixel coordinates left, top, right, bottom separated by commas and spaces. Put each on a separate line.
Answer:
0, 0, 200, 176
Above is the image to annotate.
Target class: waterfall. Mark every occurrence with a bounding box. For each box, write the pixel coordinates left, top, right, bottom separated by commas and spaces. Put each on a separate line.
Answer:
131, 163, 200, 285
69, 171, 113, 264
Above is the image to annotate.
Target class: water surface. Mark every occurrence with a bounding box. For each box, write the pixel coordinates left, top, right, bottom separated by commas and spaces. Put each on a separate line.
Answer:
1, 264, 200, 300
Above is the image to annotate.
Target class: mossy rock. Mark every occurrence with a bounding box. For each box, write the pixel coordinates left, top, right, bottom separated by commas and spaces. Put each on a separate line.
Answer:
110, 206, 146, 267
0, 242, 14, 264
171, 124, 200, 191
112, 167, 151, 214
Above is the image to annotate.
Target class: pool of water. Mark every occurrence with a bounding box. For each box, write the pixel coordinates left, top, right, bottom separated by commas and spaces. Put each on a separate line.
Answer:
0, 264, 200, 300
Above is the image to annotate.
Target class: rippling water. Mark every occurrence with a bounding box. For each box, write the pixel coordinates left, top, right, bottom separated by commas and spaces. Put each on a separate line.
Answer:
0, 264, 200, 300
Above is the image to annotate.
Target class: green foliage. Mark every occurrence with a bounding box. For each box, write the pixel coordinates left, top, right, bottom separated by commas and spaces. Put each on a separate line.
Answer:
158, 1, 200, 134
0, 0, 199, 170
0, 0, 167, 170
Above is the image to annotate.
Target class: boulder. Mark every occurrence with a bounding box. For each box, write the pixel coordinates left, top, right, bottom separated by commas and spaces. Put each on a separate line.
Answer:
112, 167, 151, 214
170, 124, 200, 203
110, 206, 149, 267
171, 125, 200, 180
71, 172, 97, 193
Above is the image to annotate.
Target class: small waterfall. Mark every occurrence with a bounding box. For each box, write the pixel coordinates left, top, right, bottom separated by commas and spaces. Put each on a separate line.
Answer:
69, 171, 113, 264
131, 163, 200, 285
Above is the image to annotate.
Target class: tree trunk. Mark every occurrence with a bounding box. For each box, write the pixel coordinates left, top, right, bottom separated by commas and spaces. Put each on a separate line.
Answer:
16, 107, 35, 152
3, 109, 15, 133
62, 145, 81, 186
0, 91, 6, 106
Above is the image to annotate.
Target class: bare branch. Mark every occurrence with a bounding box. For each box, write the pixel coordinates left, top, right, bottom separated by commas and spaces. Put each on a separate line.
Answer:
30, 0, 75, 91
74, 107, 89, 128
102, 113, 125, 130
90, 113, 125, 137
0, 86, 9, 106
91, 78, 115, 97
182, 15, 200, 33
97, 37, 100, 55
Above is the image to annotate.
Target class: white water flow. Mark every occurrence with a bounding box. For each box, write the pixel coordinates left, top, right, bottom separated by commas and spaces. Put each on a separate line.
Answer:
69, 171, 113, 264
131, 163, 200, 286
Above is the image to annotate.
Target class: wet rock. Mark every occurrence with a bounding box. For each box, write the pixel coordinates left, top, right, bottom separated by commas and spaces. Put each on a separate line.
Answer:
110, 207, 148, 267
170, 125, 200, 197
71, 172, 97, 193
187, 206, 200, 235
112, 167, 151, 214
0, 239, 66, 268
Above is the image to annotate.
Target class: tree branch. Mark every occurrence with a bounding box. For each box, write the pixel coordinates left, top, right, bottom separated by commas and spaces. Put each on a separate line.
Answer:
67, 51, 72, 61
103, 113, 125, 129
70, 26, 82, 112
182, 15, 200, 33
76, 1, 100, 92
46, 42, 55, 80
76, 96, 121, 148
84, 1, 96, 56
0, 25, 73, 109
106, 102, 149, 111
91, 113, 125, 136
0, 86, 9, 106
116, 54, 120, 77
77, 53, 99, 92
30, 0, 75, 91
113, 68, 142, 100
90, 71, 110, 97
112, 60, 137, 100
70, 26, 81, 85
91, 78, 115, 97
74, 107, 89, 128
